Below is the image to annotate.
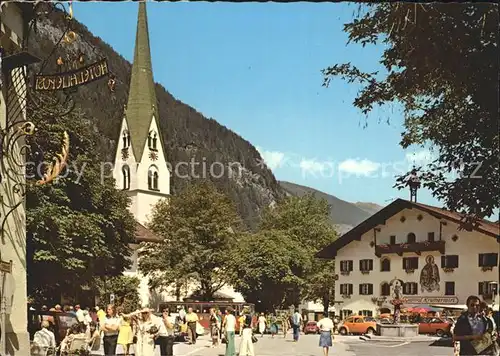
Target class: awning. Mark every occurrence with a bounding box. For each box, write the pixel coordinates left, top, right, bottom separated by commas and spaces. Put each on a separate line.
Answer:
431, 304, 499, 311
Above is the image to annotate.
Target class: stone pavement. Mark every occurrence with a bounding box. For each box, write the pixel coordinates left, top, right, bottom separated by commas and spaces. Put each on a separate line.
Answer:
97, 332, 454, 355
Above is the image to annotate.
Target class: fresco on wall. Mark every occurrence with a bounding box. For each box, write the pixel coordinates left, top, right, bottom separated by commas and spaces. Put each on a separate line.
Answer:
389, 278, 404, 299
420, 255, 440, 292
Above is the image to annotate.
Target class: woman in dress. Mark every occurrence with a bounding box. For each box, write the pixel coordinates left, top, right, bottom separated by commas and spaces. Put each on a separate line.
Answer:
209, 308, 220, 347
269, 314, 278, 338
117, 315, 134, 356
317, 313, 334, 356
258, 313, 266, 338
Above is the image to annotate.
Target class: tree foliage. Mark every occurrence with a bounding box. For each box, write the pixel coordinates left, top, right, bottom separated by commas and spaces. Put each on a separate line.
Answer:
26, 96, 136, 304
94, 275, 141, 313
323, 3, 499, 218
139, 180, 241, 301
230, 194, 337, 311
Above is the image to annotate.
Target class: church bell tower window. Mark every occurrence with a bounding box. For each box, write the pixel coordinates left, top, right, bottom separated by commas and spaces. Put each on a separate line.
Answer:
122, 165, 130, 190
148, 166, 159, 191
122, 130, 130, 148
148, 130, 158, 151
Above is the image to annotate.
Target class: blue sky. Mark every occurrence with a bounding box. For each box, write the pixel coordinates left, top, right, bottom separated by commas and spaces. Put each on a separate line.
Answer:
74, 2, 448, 208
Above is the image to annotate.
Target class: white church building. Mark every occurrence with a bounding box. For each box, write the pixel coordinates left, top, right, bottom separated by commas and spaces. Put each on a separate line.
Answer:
113, 2, 243, 308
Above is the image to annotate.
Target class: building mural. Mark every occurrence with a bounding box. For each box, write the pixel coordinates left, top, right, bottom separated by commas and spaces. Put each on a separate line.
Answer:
420, 255, 440, 293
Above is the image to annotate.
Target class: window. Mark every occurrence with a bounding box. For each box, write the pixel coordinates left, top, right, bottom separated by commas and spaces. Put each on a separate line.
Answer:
380, 258, 391, 272
147, 166, 159, 191
445, 282, 455, 295
407, 232, 416, 243
390, 235, 396, 245
122, 130, 130, 148
441, 255, 459, 269
381, 282, 390, 296
343, 313, 353, 321
478, 281, 495, 296
478, 253, 498, 267
403, 282, 418, 295
359, 283, 373, 295
122, 165, 130, 190
340, 284, 353, 295
148, 131, 158, 151
340, 260, 353, 272
427, 232, 435, 242
359, 259, 373, 272
358, 310, 373, 317
403, 257, 419, 270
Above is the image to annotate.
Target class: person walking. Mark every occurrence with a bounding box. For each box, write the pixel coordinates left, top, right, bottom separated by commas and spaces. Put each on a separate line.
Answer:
239, 309, 255, 356
117, 315, 134, 356
258, 313, 266, 338
318, 313, 334, 356
292, 309, 303, 342
185, 307, 199, 345
269, 314, 278, 338
209, 308, 220, 347
223, 307, 236, 356
453, 295, 492, 355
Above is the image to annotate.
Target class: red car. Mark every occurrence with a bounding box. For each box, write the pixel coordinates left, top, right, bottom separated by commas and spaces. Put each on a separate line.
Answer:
304, 321, 320, 334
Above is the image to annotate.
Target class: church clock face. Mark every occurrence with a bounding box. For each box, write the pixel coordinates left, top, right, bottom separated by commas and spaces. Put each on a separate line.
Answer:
149, 151, 158, 161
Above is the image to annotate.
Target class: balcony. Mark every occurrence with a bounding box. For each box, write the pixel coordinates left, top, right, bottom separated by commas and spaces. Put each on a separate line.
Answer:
375, 240, 445, 257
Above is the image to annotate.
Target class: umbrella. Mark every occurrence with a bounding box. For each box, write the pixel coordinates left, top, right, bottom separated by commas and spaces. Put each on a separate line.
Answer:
407, 304, 442, 313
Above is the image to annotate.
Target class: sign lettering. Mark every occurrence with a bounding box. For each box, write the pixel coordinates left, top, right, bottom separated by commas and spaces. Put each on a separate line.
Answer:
0, 260, 12, 274
34, 58, 109, 91
403, 296, 459, 304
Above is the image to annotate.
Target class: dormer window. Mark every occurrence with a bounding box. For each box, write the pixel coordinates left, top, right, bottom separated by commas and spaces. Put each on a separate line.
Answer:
148, 131, 158, 151
122, 130, 130, 149
148, 165, 159, 191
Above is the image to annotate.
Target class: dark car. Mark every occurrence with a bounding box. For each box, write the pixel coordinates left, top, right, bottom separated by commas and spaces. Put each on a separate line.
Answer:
28, 311, 79, 346
304, 321, 320, 334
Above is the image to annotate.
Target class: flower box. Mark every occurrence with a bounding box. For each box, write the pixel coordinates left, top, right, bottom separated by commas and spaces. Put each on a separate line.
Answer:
481, 266, 493, 272
342, 294, 351, 299
405, 269, 415, 274
361, 270, 370, 275
340, 271, 350, 276
443, 267, 454, 273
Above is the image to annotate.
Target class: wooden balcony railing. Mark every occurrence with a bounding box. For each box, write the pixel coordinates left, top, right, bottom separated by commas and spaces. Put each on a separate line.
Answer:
375, 240, 445, 257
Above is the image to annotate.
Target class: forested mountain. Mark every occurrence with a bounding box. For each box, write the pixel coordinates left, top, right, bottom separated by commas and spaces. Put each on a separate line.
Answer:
279, 181, 383, 233
28, 5, 284, 229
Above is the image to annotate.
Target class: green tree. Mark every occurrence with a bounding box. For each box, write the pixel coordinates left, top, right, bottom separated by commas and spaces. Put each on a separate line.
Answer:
94, 275, 141, 313
26, 97, 136, 304
228, 230, 307, 312
230, 194, 337, 311
139, 180, 241, 300
322, 3, 499, 219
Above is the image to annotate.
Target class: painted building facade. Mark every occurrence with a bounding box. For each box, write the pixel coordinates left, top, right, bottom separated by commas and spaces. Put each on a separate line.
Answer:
0, 3, 36, 355
317, 199, 500, 319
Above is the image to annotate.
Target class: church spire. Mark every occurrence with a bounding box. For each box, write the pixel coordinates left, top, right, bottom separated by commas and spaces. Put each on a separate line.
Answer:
125, 2, 159, 162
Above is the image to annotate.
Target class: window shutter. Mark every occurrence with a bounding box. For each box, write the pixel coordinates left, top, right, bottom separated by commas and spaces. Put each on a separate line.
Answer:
369, 259, 373, 270
369, 284, 373, 295
479, 282, 484, 295
402, 258, 406, 269
349, 284, 353, 295
349, 260, 353, 271
359, 260, 363, 270
359, 284, 363, 295
479, 254, 484, 267
441, 256, 446, 268
452, 255, 459, 268
492, 254, 498, 267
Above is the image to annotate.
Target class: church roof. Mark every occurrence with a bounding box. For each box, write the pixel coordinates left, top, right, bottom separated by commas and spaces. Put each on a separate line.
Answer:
316, 198, 499, 259
125, 2, 165, 162
135, 221, 162, 243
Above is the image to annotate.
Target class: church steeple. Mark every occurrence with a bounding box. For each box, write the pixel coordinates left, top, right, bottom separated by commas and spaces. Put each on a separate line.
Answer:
125, 2, 160, 162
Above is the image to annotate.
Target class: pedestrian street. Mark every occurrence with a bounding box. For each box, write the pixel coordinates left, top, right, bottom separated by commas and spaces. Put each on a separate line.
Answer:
116, 333, 453, 356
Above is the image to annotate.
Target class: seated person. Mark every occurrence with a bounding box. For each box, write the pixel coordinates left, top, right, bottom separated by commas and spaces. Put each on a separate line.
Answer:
60, 323, 87, 353
86, 321, 101, 351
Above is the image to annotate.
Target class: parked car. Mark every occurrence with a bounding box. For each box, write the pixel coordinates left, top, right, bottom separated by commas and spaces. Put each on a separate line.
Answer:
338, 315, 377, 335
28, 311, 78, 346
418, 318, 452, 337
304, 321, 320, 334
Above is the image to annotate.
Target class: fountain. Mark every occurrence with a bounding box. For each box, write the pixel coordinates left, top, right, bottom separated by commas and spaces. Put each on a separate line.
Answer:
376, 279, 419, 337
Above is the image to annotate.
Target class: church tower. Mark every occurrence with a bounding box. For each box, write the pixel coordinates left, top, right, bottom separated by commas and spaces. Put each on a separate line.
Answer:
113, 2, 170, 223
112, 2, 170, 306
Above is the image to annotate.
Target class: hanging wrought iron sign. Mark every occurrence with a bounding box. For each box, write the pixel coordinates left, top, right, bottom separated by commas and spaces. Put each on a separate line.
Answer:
34, 57, 109, 91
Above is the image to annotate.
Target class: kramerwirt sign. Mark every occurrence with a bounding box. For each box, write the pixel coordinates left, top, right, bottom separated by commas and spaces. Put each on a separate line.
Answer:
403, 296, 459, 304
34, 58, 109, 91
